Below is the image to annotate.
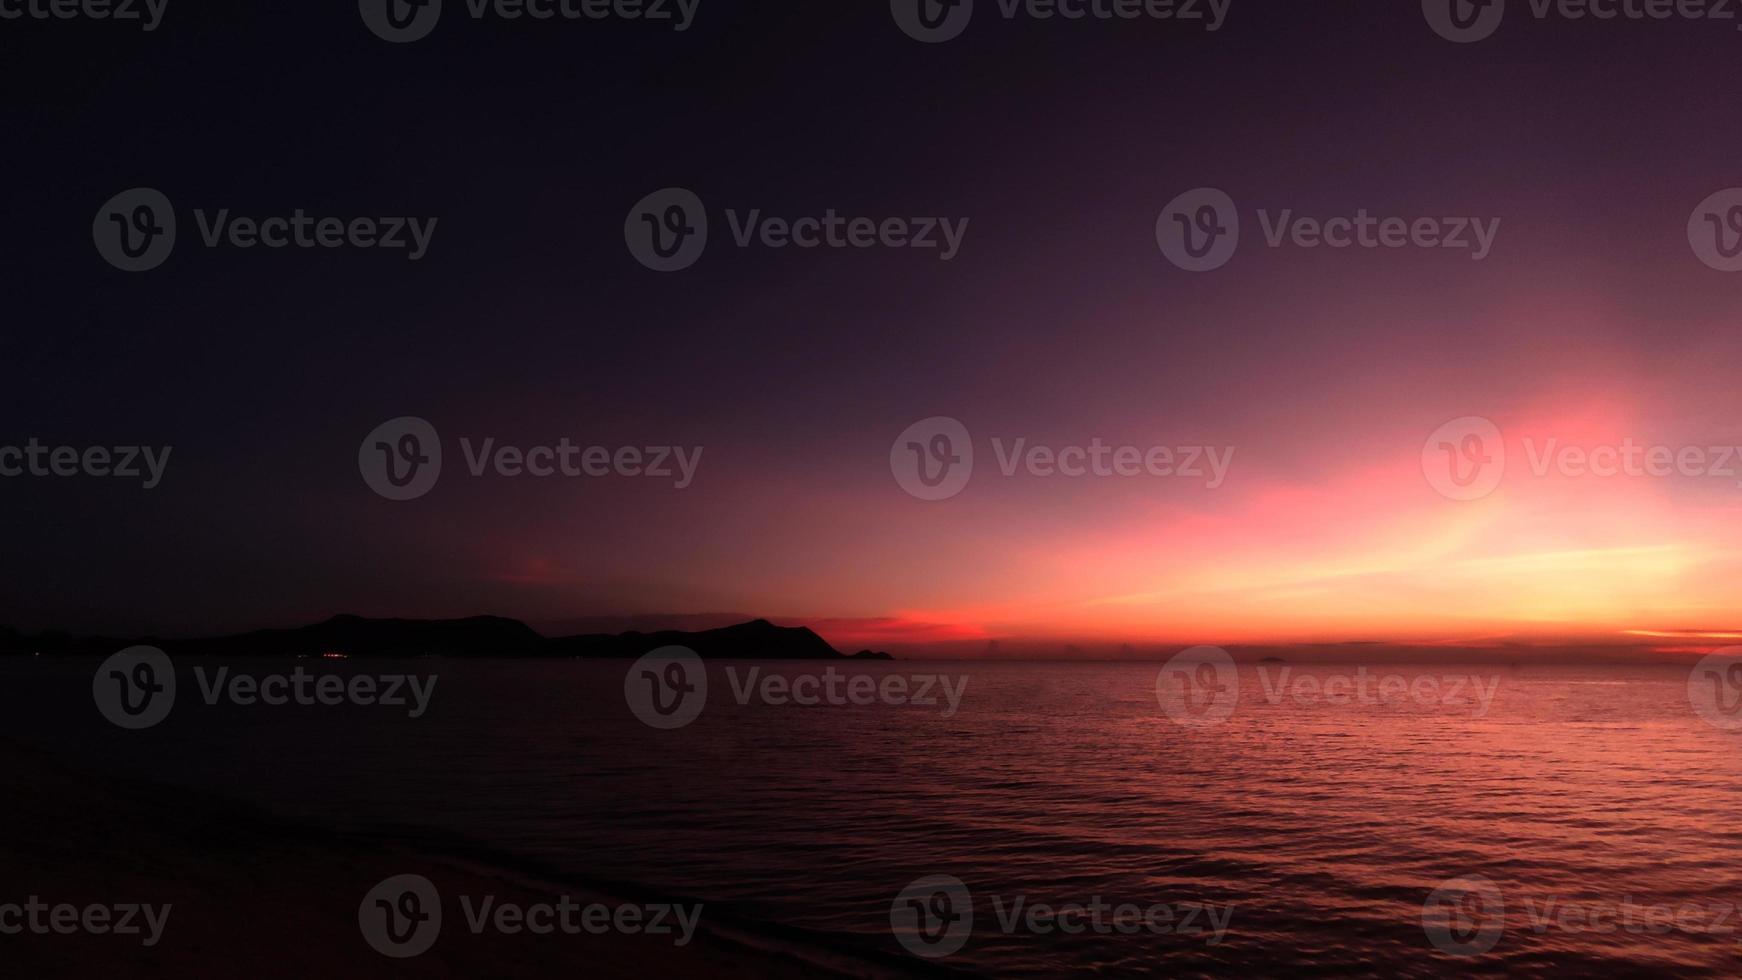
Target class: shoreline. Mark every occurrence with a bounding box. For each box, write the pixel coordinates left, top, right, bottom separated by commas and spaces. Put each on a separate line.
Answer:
0, 740, 948, 979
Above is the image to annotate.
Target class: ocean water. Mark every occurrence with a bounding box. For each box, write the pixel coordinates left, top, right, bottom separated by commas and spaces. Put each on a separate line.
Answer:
10, 657, 1742, 977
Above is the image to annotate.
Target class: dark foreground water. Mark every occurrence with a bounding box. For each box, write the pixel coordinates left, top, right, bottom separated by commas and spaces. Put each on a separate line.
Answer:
7, 656, 1742, 977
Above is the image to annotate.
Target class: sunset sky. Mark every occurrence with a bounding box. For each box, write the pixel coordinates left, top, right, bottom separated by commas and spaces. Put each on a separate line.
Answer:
5, 3, 1742, 655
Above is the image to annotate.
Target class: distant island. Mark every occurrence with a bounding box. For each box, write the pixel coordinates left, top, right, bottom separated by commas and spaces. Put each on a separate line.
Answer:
0, 615, 894, 661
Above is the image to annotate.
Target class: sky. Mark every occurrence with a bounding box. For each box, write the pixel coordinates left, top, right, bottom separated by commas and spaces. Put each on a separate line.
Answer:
5, 1, 1742, 655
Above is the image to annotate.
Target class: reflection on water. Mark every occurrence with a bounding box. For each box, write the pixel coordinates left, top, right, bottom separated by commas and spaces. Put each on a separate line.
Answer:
7, 658, 1742, 977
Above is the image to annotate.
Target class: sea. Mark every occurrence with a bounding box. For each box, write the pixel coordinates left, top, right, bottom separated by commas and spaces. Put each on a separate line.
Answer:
7, 656, 1742, 978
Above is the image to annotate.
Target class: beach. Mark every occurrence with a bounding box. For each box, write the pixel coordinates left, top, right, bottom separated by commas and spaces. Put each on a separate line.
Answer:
0, 743, 855, 979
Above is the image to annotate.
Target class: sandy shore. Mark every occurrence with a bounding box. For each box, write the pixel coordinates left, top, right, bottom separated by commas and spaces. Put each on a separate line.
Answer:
0, 742, 878, 978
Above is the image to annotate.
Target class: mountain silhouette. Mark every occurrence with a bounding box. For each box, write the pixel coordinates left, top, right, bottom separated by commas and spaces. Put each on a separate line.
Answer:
546, 618, 860, 659
0, 615, 893, 660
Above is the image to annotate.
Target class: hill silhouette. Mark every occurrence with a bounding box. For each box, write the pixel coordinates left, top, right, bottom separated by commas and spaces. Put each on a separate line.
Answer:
0, 616, 893, 660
